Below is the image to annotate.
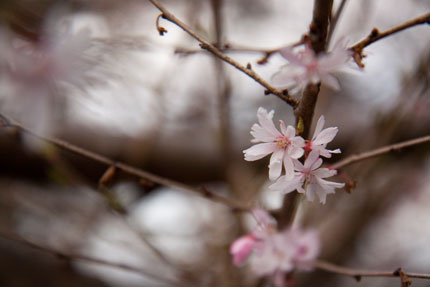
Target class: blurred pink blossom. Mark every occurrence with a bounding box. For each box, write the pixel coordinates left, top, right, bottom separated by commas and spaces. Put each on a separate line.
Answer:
230, 209, 320, 287
269, 150, 344, 204
272, 40, 352, 94
243, 107, 305, 180
0, 27, 89, 137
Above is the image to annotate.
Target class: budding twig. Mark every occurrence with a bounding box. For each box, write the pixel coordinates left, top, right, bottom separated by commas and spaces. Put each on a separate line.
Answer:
349, 12, 430, 67
147, 0, 299, 107
332, 135, 430, 169
313, 260, 430, 281
0, 114, 251, 212
0, 232, 179, 285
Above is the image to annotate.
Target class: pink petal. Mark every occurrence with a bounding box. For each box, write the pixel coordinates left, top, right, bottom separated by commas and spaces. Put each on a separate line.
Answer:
269, 149, 284, 180
252, 208, 276, 228
312, 167, 336, 178
313, 127, 338, 145
257, 107, 281, 138
243, 143, 277, 161
230, 235, 257, 266
250, 123, 277, 143
304, 150, 321, 170
312, 115, 325, 141
283, 156, 295, 180
279, 47, 306, 66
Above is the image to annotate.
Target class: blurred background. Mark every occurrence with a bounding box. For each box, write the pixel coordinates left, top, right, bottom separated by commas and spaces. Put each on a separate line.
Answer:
0, 0, 429, 286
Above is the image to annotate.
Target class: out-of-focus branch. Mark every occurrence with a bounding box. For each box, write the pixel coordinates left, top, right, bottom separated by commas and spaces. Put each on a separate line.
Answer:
349, 12, 430, 67
147, 0, 299, 107
327, 0, 348, 45
0, 232, 179, 286
332, 135, 430, 169
175, 39, 304, 65
313, 260, 430, 281
0, 114, 251, 212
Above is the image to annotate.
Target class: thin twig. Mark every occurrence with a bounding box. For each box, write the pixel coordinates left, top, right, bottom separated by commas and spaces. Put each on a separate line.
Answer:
0, 232, 179, 286
349, 12, 430, 67
327, 0, 348, 45
313, 260, 430, 281
175, 39, 304, 65
147, 0, 298, 107
331, 135, 430, 169
1, 114, 250, 212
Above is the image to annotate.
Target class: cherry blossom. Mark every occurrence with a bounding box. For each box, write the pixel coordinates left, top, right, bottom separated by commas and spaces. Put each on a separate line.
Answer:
272, 39, 351, 94
243, 107, 305, 180
305, 115, 341, 158
230, 209, 320, 287
230, 208, 276, 266
269, 150, 345, 204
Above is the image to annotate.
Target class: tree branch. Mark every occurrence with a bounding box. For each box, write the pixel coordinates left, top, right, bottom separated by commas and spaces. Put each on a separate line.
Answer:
349, 12, 430, 67
279, 0, 333, 229
0, 114, 251, 212
331, 135, 430, 169
327, 0, 348, 45
0, 232, 179, 286
147, 0, 299, 107
313, 259, 430, 281
175, 39, 304, 65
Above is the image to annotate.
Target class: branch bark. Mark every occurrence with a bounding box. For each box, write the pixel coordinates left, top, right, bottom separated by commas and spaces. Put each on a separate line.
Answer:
331, 135, 430, 169
1, 114, 251, 212
278, 0, 334, 229
349, 12, 430, 67
313, 260, 430, 281
147, 0, 299, 107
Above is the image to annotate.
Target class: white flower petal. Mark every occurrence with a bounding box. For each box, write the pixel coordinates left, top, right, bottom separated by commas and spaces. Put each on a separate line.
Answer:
313, 127, 338, 145
257, 108, 282, 138
269, 174, 303, 194
250, 123, 277, 143
279, 47, 306, 66
312, 167, 337, 178
283, 156, 295, 180
312, 115, 325, 141
304, 150, 321, 169
244, 142, 277, 161
269, 149, 284, 180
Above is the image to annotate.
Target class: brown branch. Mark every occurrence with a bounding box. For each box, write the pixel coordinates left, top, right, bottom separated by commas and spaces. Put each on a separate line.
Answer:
313, 260, 430, 281
0, 232, 179, 286
349, 12, 430, 67
175, 39, 304, 65
327, 0, 348, 45
278, 0, 333, 229
147, 0, 299, 107
331, 135, 430, 169
1, 114, 251, 212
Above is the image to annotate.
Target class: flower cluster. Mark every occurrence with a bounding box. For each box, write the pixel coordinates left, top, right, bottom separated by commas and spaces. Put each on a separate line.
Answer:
230, 209, 320, 287
244, 107, 344, 203
271, 40, 352, 94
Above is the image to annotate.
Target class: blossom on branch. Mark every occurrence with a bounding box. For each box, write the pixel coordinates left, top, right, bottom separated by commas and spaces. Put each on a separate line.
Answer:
269, 150, 345, 204
272, 40, 351, 94
243, 107, 305, 180
230, 209, 320, 287
306, 115, 341, 157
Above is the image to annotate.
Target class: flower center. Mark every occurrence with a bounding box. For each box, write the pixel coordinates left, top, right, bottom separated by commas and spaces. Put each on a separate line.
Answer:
275, 136, 291, 149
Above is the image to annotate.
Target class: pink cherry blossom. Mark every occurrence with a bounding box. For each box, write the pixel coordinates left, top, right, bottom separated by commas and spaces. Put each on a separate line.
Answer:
243, 107, 305, 180
230, 208, 276, 266
269, 150, 345, 204
230, 209, 320, 287
306, 115, 341, 158
272, 39, 351, 94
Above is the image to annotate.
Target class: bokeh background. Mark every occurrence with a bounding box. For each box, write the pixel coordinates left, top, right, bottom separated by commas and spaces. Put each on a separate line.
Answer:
0, 0, 429, 286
